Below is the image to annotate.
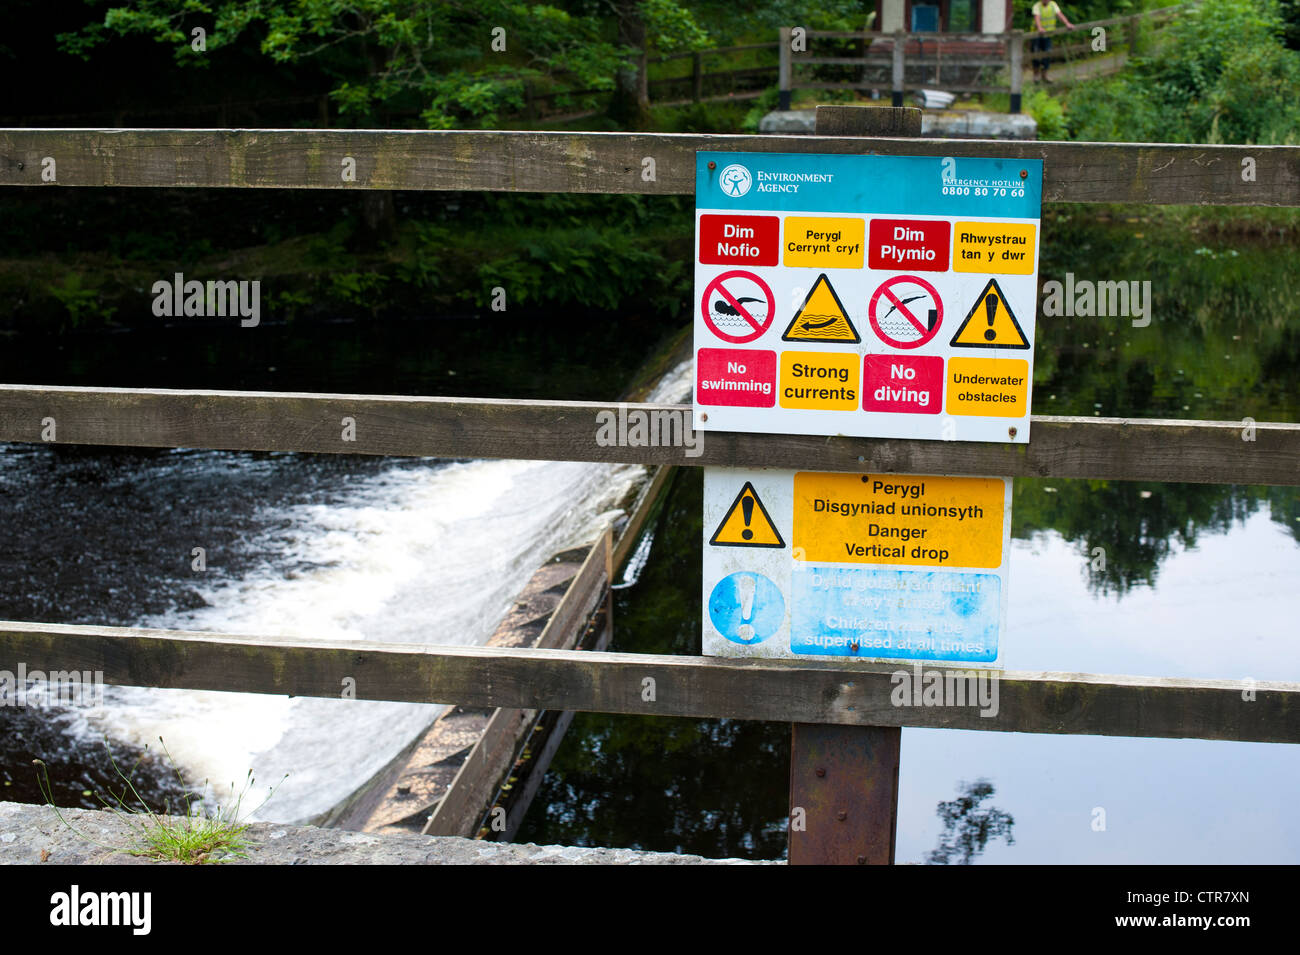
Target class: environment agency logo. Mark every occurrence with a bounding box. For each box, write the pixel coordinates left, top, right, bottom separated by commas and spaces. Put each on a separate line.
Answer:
720, 164, 753, 198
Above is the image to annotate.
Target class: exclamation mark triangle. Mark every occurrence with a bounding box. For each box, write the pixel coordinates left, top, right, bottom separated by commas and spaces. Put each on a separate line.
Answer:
709, 482, 785, 548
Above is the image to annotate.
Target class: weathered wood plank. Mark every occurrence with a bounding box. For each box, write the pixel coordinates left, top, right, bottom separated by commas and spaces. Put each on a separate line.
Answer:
1, 621, 1296, 743
0, 385, 1296, 485
0, 129, 1294, 206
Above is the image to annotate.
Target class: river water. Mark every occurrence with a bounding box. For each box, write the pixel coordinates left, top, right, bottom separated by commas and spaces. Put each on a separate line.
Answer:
0, 308, 688, 822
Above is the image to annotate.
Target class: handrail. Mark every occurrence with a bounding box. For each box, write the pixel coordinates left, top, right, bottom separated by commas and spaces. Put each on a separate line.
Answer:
1, 130, 1294, 206
0, 386, 1295, 485
1, 620, 1295, 743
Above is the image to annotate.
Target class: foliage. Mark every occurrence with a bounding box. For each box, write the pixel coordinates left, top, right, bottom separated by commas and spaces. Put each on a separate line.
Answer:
460, 194, 692, 314
35, 737, 283, 864
58, 0, 632, 128
741, 86, 782, 132
1027, 88, 1068, 140
926, 779, 1015, 864
1065, 0, 1300, 143
640, 0, 710, 53
47, 273, 116, 327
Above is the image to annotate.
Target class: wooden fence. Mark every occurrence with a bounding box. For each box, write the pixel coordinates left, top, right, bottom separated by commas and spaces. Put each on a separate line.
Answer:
781, 5, 1184, 112
1, 108, 1298, 864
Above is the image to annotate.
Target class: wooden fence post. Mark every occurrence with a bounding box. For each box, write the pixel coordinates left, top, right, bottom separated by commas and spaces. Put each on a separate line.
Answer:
1128, 14, 1142, 56
692, 51, 704, 102
1009, 30, 1023, 114
891, 31, 906, 107
779, 27, 793, 110
788, 103, 922, 867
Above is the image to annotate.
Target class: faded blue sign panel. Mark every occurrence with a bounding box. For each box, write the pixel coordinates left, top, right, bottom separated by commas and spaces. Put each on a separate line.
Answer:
790, 566, 999, 662
708, 571, 786, 645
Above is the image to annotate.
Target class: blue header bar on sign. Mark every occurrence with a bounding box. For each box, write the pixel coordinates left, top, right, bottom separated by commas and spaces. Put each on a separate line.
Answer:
698, 152, 1043, 218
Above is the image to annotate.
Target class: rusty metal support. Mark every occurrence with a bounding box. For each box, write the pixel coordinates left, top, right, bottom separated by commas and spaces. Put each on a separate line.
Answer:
789, 724, 900, 865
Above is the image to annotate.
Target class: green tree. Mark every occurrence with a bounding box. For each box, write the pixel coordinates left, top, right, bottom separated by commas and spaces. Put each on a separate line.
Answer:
58, 0, 633, 128
1065, 0, 1300, 143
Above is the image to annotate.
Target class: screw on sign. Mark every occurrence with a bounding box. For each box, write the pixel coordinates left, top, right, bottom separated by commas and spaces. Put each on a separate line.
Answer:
701, 269, 776, 344
868, 275, 944, 350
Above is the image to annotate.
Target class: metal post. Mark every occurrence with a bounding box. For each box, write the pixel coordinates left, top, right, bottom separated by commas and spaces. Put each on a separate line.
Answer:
779, 27, 793, 110
1008, 30, 1023, 114
785, 103, 921, 869
891, 31, 906, 107
789, 723, 901, 865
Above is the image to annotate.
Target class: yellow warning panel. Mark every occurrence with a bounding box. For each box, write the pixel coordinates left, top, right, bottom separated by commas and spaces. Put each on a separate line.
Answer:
953, 221, 1036, 274
946, 357, 1029, 417
783, 273, 860, 343
793, 472, 1005, 568
950, 279, 1030, 349
783, 217, 865, 268
779, 351, 859, 411
710, 481, 785, 548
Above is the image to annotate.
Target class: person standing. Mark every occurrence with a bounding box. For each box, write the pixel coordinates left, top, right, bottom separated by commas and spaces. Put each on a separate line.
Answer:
1031, 0, 1076, 82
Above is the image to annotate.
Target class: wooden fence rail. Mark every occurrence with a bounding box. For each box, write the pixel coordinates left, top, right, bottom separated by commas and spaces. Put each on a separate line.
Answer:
1, 621, 1296, 744
0, 386, 1296, 485
1, 130, 1296, 206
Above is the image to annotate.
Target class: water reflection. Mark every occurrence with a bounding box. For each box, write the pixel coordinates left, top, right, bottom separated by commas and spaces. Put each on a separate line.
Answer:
926, 780, 1015, 865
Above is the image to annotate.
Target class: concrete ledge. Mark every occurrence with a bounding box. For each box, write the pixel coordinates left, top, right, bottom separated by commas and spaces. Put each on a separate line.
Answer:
760, 108, 1037, 140
0, 801, 758, 865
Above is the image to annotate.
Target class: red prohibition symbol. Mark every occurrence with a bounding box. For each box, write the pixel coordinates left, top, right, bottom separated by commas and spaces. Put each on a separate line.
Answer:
868, 275, 944, 350
701, 270, 777, 344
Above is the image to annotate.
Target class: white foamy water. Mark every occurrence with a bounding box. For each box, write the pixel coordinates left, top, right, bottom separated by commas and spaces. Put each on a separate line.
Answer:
78, 364, 693, 823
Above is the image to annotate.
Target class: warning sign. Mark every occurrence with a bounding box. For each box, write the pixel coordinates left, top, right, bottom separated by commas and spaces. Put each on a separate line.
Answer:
709, 481, 786, 548
950, 279, 1030, 349
697, 348, 776, 407
782, 274, 859, 343
782, 217, 865, 269
792, 472, 1005, 568
946, 357, 1029, 416
702, 467, 1012, 665
702, 270, 776, 344
780, 351, 859, 410
868, 276, 943, 350
693, 152, 1043, 444
953, 222, 1036, 274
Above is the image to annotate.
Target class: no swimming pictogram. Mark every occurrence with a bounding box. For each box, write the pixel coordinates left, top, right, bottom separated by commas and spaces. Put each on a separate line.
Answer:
702, 270, 776, 344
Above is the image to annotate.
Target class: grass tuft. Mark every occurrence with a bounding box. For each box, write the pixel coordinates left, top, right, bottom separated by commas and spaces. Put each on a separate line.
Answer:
34, 737, 285, 864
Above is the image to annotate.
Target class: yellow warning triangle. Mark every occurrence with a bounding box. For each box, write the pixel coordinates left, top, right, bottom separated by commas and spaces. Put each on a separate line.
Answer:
950, 278, 1031, 349
709, 482, 785, 548
782, 273, 860, 343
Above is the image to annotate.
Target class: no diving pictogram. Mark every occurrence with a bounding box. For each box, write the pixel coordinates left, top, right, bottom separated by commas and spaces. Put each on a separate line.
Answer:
868, 275, 943, 350
702, 270, 776, 344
